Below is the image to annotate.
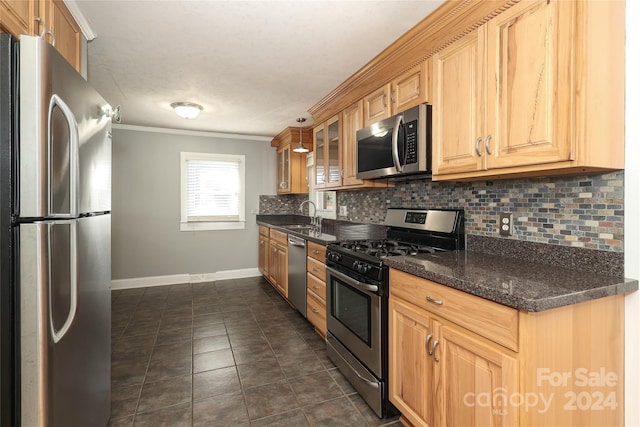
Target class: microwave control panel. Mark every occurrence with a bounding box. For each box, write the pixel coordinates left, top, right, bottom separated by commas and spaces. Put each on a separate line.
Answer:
405, 120, 418, 164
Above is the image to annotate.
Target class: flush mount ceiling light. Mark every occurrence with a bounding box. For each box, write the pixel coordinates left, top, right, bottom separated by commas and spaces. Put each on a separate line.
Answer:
292, 117, 309, 153
171, 102, 203, 119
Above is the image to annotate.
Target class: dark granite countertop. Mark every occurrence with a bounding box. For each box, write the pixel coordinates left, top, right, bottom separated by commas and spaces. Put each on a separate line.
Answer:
256, 215, 386, 245
256, 215, 638, 312
384, 251, 638, 312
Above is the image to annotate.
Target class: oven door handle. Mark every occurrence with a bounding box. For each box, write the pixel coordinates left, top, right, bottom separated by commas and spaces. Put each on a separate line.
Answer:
331, 339, 381, 390
326, 266, 379, 293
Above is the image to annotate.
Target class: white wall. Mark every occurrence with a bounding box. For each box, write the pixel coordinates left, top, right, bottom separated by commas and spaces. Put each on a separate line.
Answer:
626, 2, 640, 425
110, 125, 276, 285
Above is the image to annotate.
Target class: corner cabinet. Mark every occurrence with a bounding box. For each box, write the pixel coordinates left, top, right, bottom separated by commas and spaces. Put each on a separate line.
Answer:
389, 268, 624, 427
432, 0, 624, 181
271, 126, 312, 195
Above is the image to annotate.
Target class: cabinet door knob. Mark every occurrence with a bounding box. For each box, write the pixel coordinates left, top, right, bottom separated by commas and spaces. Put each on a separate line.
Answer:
474, 137, 483, 157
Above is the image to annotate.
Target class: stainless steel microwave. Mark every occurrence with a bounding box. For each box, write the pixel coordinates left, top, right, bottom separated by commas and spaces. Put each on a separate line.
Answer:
356, 103, 432, 180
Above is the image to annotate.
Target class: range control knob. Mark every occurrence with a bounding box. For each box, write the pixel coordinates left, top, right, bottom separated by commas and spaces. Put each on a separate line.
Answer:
328, 252, 342, 262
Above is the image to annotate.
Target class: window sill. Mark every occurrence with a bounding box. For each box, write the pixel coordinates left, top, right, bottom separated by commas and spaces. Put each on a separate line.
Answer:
180, 221, 245, 232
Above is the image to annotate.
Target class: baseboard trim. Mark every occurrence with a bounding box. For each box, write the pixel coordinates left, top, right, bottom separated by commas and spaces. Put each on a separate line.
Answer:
111, 268, 262, 290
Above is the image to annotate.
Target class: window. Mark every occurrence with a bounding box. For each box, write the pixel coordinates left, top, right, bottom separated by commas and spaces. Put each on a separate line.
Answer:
180, 152, 245, 231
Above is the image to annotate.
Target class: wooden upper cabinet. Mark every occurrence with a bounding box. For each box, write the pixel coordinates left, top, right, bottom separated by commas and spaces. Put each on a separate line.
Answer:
363, 62, 429, 127
0, 0, 38, 36
341, 101, 364, 187
313, 115, 341, 189
0, 0, 82, 73
39, 0, 82, 72
432, 0, 623, 180
363, 84, 391, 127
432, 27, 485, 176
390, 62, 429, 114
485, 0, 572, 170
271, 126, 312, 195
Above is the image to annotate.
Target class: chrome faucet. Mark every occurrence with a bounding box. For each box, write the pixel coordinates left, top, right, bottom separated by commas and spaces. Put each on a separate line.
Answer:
299, 199, 321, 232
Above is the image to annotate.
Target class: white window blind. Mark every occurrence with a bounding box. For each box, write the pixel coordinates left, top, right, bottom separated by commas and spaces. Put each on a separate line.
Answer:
180, 152, 245, 231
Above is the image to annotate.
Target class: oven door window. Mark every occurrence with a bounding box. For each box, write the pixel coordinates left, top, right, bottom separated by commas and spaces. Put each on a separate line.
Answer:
331, 279, 371, 346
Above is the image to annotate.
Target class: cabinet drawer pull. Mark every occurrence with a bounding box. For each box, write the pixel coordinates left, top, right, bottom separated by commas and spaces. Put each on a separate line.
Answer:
312, 268, 319, 273
382, 93, 388, 108
311, 307, 319, 313
312, 285, 320, 290
429, 339, 440, 362
474, 136, 483, 156
312, 249, 320, 255
425, 334, 432, 352
426, 295, 443, 305
484, 134, 493, 155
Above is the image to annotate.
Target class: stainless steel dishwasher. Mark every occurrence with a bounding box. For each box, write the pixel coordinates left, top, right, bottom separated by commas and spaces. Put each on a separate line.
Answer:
287, 234, 307, 317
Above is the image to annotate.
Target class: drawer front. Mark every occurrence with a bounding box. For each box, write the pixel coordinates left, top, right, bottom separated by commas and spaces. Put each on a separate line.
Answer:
389, 268, 519, 351
306, 257, 326, 281
270, 229, 287, 245
307, 289, 327, 336
306, 272, 326, 301
307, 241, 326, 262
259, 225, 269, 237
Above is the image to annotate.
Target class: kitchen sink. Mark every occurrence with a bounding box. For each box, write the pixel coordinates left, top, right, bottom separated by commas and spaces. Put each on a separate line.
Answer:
282, 224, 315, 231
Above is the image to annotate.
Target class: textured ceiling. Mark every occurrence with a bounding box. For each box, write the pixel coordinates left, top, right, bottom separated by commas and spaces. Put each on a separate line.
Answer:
74, 0, 444, 137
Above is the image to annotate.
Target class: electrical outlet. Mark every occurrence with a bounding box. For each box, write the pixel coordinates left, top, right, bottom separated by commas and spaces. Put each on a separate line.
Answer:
339, 205, 348, 216
499, 213, 513, 236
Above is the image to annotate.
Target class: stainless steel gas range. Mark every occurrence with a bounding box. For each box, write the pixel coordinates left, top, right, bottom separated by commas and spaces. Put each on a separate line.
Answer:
325, 208, 465, 418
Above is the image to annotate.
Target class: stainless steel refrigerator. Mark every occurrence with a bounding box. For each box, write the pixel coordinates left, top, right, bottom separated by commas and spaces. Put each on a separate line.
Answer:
1, 34, 112, 426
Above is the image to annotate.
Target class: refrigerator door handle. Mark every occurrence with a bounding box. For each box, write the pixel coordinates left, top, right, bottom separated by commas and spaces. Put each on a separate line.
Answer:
48, 221, 78, 344
48, 94, 80, 218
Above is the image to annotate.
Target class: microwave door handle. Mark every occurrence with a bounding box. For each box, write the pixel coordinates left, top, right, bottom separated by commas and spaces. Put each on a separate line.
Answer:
391, 115, 403, 173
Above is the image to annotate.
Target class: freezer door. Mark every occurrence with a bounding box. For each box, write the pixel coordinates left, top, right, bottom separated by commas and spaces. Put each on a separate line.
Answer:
20, 215, 111, 427
19, 35, 112, 218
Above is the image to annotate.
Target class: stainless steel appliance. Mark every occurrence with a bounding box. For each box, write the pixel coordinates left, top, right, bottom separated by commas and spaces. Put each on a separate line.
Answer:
287, 234, 307, 316
0, 35, 114, 426
325, 208, 464, 418
356, 103, 432, 180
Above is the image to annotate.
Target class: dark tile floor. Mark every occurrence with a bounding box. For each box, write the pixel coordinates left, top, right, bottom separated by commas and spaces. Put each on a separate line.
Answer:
108, 276, 401, 427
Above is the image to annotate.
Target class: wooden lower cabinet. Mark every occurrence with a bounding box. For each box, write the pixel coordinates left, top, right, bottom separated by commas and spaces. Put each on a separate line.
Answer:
389, 297, 434, 427
389, 296, 517, 427
258, 225, 269, 276
268, 229, 288, 298
306, 241, 327, 337
389, 268, 624, 427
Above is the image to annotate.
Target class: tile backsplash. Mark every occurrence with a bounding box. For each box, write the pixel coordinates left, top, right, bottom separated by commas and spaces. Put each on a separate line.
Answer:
260, 171, 624, 252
